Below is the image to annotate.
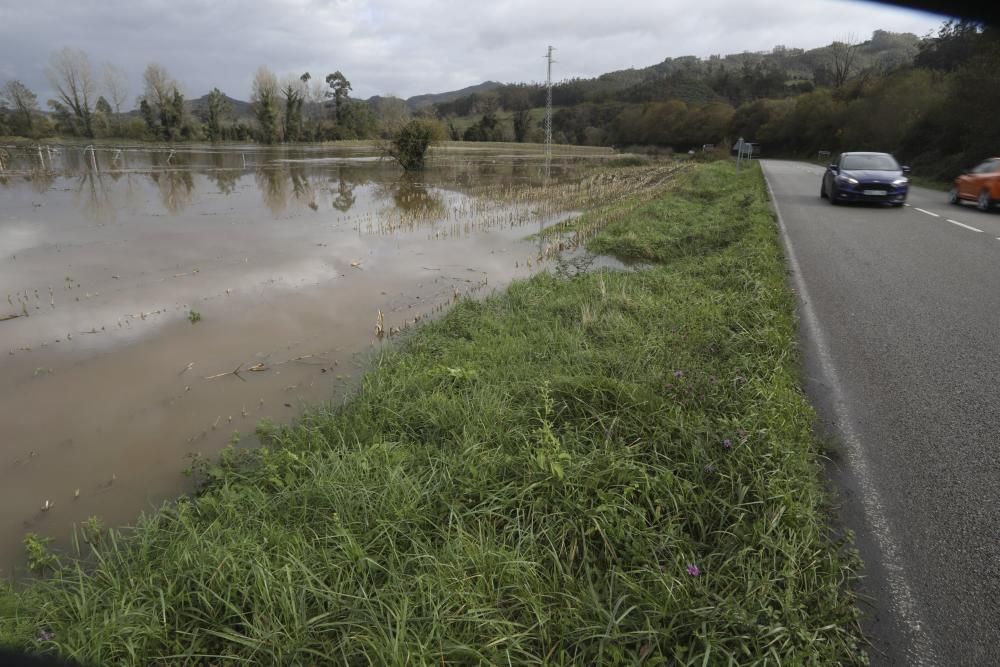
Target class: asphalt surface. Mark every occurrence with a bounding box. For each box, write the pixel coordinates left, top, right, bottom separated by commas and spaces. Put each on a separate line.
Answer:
761, 160, 1000, 666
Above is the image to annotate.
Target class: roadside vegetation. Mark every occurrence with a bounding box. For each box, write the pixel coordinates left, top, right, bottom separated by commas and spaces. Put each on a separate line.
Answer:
0, 161, 866, 665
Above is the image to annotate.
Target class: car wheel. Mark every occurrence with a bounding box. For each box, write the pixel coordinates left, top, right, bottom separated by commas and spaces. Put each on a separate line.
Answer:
978, 189, 992, 212
820, 182, 827, 199
828, 185, 839, 205
948, 187, 960, 205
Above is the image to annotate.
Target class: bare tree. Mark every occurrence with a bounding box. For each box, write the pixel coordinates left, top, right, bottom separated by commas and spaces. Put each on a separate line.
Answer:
252, 66, 281, 143
103, 62, 129, 129
142, 63, 183, 138
830, 35, 862, 88
1, 80, 38, 131
47, 47, 96, 137
142, 63, 176, 117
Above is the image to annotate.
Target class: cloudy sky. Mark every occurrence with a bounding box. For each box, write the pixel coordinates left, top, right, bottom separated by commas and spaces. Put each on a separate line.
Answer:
0, 0, 948, 106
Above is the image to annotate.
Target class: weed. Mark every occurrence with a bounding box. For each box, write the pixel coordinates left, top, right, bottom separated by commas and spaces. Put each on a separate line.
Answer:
187, 310, 201, 324
23, 535, 58, 575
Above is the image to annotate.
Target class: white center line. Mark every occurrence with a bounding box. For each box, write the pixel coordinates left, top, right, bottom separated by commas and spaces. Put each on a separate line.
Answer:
947, 219, 984, 233
915, 208, 940, 217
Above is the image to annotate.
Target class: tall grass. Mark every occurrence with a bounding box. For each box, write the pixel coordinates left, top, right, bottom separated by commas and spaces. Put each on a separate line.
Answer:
1, 161, 865, 665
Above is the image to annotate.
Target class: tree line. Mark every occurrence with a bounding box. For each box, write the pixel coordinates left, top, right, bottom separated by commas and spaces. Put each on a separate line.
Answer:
3, 23, 998, 179
428, 22, 998, 179
0, 48, 425, 144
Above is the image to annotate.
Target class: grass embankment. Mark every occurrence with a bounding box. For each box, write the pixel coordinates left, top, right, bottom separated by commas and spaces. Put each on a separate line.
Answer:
1, 161, 865, 665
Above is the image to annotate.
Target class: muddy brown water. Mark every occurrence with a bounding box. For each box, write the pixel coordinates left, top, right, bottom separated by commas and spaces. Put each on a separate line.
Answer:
0, 142, 615, 575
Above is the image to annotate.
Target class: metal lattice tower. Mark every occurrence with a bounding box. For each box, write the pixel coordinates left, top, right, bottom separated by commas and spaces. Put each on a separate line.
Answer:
544, 46, 555, 161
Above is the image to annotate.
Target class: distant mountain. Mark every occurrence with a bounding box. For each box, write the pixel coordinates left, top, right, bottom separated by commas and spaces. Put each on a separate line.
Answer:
404, 81, 502, 110
187, 93, 253, 120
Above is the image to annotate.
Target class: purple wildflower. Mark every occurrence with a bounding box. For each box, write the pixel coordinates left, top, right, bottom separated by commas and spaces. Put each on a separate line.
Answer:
723, 439, 732, 449
38, 630, 54, 642
687, 563, 700, 577
674, 370, 684, 378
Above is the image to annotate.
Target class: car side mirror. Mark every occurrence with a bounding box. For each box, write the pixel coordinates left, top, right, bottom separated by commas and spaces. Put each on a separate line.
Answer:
828, 164, 839, 171
902, 166, 911, 175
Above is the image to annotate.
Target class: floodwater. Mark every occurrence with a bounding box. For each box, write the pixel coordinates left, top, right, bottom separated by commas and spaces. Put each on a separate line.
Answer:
0, 142, 615, 574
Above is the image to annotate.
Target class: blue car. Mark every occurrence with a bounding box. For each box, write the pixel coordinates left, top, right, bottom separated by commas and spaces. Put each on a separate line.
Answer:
821, 152, 911, 206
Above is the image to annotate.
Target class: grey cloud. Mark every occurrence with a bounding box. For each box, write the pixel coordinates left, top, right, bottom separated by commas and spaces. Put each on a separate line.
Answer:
0, 0, 947, 108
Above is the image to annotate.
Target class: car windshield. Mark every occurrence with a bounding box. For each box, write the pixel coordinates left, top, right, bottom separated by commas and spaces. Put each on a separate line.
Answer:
841, 154, 900, 171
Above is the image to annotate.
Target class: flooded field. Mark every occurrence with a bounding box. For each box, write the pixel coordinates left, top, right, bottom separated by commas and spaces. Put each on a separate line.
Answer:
0, 141, 675, 574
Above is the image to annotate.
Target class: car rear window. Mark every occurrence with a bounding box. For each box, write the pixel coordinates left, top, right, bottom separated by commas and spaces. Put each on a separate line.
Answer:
841, 154, 900, 171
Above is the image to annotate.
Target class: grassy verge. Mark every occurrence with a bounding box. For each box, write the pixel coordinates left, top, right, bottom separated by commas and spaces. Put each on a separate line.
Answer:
909, 175, 952, 192
1, 161, 865, 665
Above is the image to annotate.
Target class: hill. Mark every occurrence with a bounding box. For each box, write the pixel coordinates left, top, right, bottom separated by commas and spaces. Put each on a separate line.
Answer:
405, 81, 502, 110
187, 92, 253, 119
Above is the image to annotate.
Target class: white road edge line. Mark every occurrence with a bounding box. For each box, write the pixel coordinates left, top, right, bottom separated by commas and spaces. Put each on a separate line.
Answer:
915, 208, 940, 217
946, 219, 984, 233
761, 163, 940, 667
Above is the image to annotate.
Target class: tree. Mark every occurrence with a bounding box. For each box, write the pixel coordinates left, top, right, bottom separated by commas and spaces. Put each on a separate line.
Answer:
512, 108, 531, 143
386, 119, 443, 170
252, 66, 281, 144
205, 88, 230, 141
139, 99, 156, 132
47, 99, 75, 135
142, 63, 184, 139
325, 71, 352, 123
830, 35, 861, 88
1, 80, 38, 133
915, 20, 985, 72
281, 77, 305, 142
102, 62, 129, 130
47, 47, 96, 137
94, 95, 113, 134
168, 88, 186, 138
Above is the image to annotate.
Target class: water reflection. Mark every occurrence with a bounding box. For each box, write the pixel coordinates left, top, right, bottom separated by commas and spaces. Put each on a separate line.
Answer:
151, 170, 195, 214
255, 167, 290, 215
0, 144, 584, 224
332, 170, 356, 212
74, 170, 116, 223
208, 151, 240, 195
387, 175, 445, 217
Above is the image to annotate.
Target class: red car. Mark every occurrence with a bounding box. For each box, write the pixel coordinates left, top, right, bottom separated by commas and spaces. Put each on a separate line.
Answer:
949, 157, 1000, 211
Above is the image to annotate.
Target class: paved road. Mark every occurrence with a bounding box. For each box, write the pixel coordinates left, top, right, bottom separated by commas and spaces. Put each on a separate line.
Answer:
762, 160, 1000, 666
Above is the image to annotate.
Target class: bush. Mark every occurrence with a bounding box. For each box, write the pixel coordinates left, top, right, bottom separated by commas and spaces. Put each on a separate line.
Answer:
387, 119, 444, 171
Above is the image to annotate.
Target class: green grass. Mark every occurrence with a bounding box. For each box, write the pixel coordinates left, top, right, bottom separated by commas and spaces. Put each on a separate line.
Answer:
908, 175, 952, 193
0, 162, 865, 665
